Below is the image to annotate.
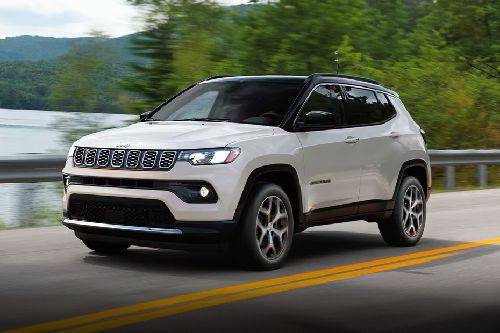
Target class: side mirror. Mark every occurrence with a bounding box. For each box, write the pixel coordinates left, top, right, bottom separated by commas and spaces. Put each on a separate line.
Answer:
305, 111, 336, 125
139, 111, 152, 122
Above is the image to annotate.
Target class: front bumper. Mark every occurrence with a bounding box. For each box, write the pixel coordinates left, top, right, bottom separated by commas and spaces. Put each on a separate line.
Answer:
63, 218, 237, 249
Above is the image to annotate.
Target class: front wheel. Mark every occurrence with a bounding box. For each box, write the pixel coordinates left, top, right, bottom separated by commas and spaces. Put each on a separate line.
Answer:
234, 183, 294, 270
378, 176, 426, 246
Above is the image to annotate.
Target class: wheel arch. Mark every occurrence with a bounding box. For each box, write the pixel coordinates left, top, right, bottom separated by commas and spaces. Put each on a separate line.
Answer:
394, 159, 430, 200
233, 164, 304, 231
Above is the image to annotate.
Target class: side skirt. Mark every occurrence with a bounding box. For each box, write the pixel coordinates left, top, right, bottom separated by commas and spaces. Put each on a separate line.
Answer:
298, 200, 394, 232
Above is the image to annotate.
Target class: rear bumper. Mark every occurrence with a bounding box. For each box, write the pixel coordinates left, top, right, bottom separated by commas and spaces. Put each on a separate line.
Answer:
63, 218, 237, 249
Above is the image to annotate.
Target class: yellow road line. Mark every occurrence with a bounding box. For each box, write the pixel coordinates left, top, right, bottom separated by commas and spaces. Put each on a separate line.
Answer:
4, 237, 499, 333
60, 253, 454, 333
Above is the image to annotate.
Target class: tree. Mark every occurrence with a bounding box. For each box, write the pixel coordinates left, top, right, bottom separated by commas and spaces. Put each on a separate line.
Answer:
48, 32, 121, 113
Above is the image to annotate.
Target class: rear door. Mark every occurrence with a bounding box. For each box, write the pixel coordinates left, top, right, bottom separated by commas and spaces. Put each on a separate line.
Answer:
295, 84, 362, 216
342, 86, 402, 208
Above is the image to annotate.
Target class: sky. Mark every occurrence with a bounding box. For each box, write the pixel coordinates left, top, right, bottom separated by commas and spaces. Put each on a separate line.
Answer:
0, 0, 247, 39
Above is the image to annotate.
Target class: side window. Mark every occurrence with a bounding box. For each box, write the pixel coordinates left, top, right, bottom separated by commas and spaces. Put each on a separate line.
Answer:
375, 92, 397, 120
343, 87, 382, 126
298, 85, 343, 127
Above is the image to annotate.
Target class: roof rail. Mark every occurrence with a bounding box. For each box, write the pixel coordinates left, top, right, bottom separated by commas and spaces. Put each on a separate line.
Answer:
310, 73, 381, 85
204, 75, 232, 81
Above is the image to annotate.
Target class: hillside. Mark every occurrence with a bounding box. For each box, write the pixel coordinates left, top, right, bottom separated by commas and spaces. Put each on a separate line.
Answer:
0, 34, 136, 62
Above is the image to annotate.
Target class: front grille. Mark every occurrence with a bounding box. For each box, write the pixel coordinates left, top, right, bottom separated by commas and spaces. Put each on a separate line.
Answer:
126, 150, 141, 168
111, 150, 125, 168
97, 149, 110, 167
142, 151, 157, 168
85, 149, 97, 166
74, 147, 85, 165
68, 195, 175, 228
73, 147, 176, 171
159, 151, 176, 169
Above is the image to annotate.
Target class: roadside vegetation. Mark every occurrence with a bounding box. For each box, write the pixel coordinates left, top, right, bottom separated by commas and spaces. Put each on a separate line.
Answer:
1, 0, 497, 150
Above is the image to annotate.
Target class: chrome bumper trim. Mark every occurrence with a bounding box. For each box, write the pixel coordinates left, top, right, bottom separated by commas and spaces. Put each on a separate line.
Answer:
63, 219, 182, 235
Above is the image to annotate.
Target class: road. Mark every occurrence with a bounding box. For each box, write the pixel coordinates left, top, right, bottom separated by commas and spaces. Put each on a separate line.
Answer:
1, 189, 499, 333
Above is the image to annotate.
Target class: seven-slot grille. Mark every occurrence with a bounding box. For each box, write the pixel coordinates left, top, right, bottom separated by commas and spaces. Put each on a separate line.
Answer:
159, 151, 176, 169
111, 150, 125, 168
84, 149, 97, 166
97, 149, 110, 167
142, 151, 158, 168
126, 150, 141, 168
74, 147, 86, 165
73, 147, 176, 170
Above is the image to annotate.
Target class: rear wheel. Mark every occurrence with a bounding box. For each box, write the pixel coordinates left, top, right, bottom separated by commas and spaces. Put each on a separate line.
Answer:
235, 183, 294, 270
378, 176, 426, 246
83, 240, 129, 255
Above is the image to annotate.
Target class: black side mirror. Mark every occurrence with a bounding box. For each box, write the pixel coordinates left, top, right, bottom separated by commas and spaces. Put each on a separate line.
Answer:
139, 111, 152, 122
305, 111, 336, 125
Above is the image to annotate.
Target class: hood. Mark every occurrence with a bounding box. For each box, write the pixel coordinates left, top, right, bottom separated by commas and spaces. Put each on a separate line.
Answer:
74, 121, 275, 149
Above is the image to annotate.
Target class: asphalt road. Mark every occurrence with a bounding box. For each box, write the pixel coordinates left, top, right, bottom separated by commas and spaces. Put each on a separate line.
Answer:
1, 189, 499, 333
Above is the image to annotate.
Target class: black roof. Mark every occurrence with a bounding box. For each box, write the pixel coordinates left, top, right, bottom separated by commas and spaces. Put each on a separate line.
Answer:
205, 74, 397, 96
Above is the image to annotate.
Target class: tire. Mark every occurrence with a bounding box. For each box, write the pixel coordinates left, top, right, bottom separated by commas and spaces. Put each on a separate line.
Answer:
234, 183, 294, 270
83, 240, 129, 255
378, 176, 426, 246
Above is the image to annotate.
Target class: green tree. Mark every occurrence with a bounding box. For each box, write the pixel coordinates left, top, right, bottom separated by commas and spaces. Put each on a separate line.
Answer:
48, 32, 122, 113
123, 0, 499, 149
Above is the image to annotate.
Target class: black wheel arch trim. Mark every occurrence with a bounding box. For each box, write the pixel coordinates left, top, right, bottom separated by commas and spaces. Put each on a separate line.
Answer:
233, 164, 304, 227
393, 159, 430, 201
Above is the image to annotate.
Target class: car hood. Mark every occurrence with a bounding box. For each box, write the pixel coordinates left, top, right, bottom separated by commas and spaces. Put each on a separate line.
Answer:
74, 121, 276, 150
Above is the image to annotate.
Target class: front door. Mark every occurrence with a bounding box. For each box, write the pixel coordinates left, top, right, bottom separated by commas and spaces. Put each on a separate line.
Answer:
294, 84, 362, 217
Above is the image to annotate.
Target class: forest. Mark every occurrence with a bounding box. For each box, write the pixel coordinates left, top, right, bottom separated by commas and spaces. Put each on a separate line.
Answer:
0, 0, 498, 149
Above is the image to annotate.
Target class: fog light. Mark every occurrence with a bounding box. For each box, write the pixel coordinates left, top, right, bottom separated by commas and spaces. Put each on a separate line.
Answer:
200, 186, 210, 198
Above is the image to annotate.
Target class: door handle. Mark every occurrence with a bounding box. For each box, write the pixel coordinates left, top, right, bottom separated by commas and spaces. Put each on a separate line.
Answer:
389, 131, 401, 138
344, 136, 360, 144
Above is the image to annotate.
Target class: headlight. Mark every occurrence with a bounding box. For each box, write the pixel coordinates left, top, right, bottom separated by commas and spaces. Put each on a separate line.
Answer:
177, 148, 240, 165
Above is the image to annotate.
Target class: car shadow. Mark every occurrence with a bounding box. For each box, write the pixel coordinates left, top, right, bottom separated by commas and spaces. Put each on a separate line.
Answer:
81, 230, 494, 274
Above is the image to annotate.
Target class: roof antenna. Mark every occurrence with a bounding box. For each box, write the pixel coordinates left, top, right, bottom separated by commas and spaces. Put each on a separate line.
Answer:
334, 50, 340, 75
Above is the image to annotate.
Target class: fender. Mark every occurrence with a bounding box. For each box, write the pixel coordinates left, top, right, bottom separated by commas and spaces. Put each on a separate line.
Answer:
233, 164, 304, 227
392, 159, 430, 201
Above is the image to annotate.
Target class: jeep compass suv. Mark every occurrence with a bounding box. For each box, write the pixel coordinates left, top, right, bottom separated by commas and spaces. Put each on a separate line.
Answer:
62, 74, 431, 270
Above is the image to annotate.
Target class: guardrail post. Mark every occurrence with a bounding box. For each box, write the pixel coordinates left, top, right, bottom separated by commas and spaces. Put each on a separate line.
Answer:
445, 166, 455, 190
477, 164, 488, 187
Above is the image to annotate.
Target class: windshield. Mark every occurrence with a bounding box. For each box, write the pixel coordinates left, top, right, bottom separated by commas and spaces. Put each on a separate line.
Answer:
149, 80, 304, 126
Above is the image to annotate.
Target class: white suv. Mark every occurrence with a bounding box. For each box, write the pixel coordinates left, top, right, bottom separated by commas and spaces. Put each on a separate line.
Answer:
62, 74, 431, 270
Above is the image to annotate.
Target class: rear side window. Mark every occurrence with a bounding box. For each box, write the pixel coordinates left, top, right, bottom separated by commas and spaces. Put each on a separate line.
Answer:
299, 85, 343, 127
343, 87, 393, 126
375, 92, 397, 120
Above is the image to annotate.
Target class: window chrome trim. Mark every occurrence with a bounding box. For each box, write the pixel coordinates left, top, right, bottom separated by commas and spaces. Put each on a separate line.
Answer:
292, 83, 398, 131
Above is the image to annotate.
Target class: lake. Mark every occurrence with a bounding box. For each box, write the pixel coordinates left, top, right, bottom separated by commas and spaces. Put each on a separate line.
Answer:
0, 108, 135, 227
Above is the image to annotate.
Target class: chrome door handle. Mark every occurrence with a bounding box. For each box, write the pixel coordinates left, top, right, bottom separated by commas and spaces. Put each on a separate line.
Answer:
344, 136, 360, 144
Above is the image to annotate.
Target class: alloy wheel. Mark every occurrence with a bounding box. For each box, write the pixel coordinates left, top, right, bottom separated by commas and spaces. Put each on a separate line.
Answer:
255, 196, 290, 260
402, 185, 424, 237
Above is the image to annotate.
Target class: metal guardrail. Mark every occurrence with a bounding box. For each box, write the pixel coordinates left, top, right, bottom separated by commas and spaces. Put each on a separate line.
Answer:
429, 150, 500, 189
0, 150, 499, 189
0, 154, 66, 183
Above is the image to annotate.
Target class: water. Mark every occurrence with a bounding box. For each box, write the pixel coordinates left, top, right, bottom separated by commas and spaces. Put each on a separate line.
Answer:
0, 108, 135, 227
